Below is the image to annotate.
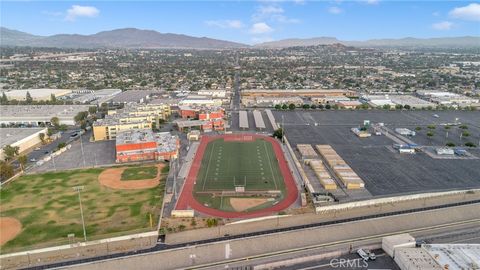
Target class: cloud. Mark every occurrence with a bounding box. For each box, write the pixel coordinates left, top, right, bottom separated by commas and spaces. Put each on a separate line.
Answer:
328, 6, 343, 14
205, 20, 244, 29
432, 21, 453, 30
252, 4, 300, 24
449, 3, 480, 21
252, 36, 274, 44
258, 5, 284, 15
250, 22, 274, 34
65, 5, 99, 21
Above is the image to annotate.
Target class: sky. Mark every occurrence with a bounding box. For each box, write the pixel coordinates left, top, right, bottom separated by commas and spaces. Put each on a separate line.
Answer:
1, 1, 479, 44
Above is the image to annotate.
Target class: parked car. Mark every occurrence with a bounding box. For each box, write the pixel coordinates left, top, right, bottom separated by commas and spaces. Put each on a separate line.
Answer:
357, 249, 370, 261
367, 250, 376, 260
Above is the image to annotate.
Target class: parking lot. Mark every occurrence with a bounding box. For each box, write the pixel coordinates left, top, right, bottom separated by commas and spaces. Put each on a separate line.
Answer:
30, 130, 116, 173
274, 110, 480, 196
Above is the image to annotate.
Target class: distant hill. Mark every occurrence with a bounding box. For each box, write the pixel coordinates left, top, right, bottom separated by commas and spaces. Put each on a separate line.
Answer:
0, 27, 248, 49
255, 37, 340, 48
2, 27, 478, 49
255, 36, 480, 49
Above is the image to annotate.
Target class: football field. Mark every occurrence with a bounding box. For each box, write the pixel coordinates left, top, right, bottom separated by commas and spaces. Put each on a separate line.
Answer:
194, 137, 285, 192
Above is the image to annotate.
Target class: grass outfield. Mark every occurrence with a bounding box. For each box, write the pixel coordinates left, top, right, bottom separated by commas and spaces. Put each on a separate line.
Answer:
0, 166, 165, 253
121, 166, 158, 181
194, 138, 285, 192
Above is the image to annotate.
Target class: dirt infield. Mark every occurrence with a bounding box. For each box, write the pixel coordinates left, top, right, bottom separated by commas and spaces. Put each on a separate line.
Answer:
230, 198, 269, 212
0, 217, 22, 246
98, 164, 164, 190
176, 134, 298, 218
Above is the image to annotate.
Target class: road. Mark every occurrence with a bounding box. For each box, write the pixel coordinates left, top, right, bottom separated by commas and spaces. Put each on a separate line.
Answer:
21, 200, 480, 269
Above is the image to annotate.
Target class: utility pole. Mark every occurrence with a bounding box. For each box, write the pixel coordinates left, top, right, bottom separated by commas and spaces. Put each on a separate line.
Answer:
73, 186, 87, 242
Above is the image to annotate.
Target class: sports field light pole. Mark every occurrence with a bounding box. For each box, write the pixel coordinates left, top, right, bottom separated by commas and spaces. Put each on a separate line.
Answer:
73, 185, 87, 242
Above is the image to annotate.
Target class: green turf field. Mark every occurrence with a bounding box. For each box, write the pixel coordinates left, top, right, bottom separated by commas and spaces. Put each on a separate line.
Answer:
194, 138, 284, 192
0, 166, 166, 253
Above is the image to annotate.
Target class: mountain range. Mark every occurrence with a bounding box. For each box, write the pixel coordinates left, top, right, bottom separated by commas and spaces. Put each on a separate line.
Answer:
1, 27, 479, 49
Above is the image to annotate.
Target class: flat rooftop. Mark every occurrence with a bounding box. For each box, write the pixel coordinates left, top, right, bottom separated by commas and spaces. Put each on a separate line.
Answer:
1, 89, 72, 100
423, 244, 480, 270
110, 90, 160, 103
0, 128, 46, 147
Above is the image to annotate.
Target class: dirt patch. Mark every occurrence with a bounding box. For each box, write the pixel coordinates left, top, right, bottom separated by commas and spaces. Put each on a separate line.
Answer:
98, 164, 164, 190
0, 217, 22, 246
230, 198, 269, 212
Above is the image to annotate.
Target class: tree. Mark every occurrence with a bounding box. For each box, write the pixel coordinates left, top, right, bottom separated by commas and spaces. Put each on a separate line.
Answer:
0, 161, 14, 180
325, 104, 331, 109
310, 104, 317, 109
18, 155, 27, 171
273, 128, 283, 140
88, 106, 97, 115
206, 218, 218, 227
427, 125, 436, 130
459, 125, 468, 130
404, 104, 411, 110
3, 145, 19, 162
25, 91, 33, 104
395, 104, 403, 110
444, 126, 451, 130
382, 104, 391, 110
415, 127, 422, 131
50, 117, 60, 128
50, 93, 57, 103
302, 104, 310, 110
0, 92, 8, 105
318, 104, 324, 110
462, 131, 470, 137
59, 124, 68, 131
446, 142, 455, 147
288, 103, 296, 110
39, 132, 46, 144
74, 111, 89, 123
47, 128, 54, 136
281, 104, 288, 110
427, 131, 434, 138
57, 142, 66, 150
465, 142, 476, 147
274, 104, 281, 110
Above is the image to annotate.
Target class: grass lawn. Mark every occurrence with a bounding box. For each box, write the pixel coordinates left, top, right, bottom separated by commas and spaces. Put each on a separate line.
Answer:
194, 138, 285, 192
0, 166, 165, 253
121, 166, 158, 181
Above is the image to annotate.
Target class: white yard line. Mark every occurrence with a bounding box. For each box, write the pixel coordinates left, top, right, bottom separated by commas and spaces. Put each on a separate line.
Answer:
202, 141, 216, 191
263, 140, 278, 190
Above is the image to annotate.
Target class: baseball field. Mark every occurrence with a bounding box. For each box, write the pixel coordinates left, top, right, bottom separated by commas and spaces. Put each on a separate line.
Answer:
0, 164, 167, 253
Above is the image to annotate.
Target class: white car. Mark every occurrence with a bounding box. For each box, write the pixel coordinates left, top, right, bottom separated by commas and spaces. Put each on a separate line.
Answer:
357, 249, 370, 261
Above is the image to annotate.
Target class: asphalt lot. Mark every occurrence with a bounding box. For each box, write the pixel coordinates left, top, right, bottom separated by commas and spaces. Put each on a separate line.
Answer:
30, 130, 116, 172
274, 110, 480, 196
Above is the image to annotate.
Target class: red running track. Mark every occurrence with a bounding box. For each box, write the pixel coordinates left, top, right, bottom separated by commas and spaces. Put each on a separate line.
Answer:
175, 134, 298, 219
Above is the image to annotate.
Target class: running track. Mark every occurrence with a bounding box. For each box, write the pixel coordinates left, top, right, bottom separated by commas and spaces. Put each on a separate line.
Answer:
175, 134, 298, 218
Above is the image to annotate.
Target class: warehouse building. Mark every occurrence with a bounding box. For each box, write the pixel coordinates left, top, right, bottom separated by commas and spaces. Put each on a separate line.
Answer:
0, 105, 91, 126
242, 96, 303, 107
179, 95, 223, 107
110, 90, 160, 104
71, 89, 122, 104
0, 128, 47, 160
115, 129, 179, 163
416, 91, 479, 107
242, 89, 357, 98
1, 89, 72, 101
